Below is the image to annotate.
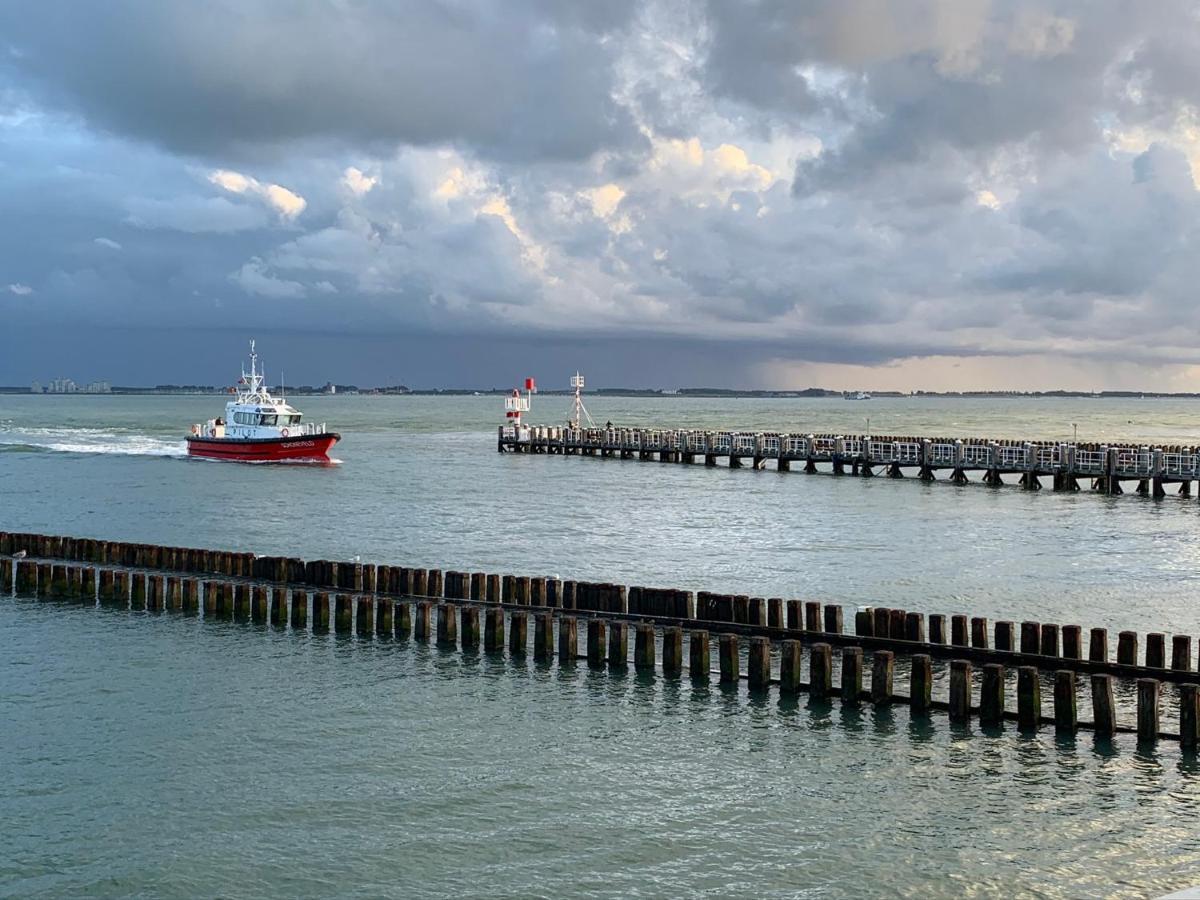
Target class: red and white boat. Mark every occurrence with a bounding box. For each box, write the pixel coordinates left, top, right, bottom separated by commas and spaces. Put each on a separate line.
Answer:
187, 341, 339, 463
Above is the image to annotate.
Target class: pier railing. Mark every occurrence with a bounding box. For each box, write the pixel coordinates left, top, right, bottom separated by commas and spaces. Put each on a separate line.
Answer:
499, 426, 1200, 498
5, 529, 1200, 749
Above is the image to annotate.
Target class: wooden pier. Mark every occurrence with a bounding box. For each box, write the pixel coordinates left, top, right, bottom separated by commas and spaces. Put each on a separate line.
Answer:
5, 529, 1200, 749
499, 425, 1200, 498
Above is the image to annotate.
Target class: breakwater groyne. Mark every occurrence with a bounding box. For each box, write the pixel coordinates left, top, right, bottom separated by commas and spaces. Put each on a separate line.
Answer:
4, 530, 1199, 748
499, 425, 1200, 497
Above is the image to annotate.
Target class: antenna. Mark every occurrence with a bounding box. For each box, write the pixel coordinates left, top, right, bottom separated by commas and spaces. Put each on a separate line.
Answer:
569, 372, 595, 428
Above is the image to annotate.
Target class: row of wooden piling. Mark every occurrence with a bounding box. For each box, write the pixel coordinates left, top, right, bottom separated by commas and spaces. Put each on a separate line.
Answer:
4, 530, 1199, 687
6, 561, 1192, 748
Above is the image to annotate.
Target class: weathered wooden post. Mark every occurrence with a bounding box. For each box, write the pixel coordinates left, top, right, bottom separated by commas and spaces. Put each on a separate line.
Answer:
810, 643, 832, 699
805, 601, 822, 632
460, 606, 480, 648
392, 600, 411, 638
270, 589, 287, 625
607, 621, 628, 667
929, 614, 947, 644
839, 646, 862, 702
951, 615, 968, 647
634, 622, 656, 672
1145, 633, 1166, 669
1089, 628, 1108, 663
252, 585, 269, 622
508, 610, 528, 655
970, 617, 989, 649
1040, 624, 1060, 657
130, 572, 146, 610
662, 626, 683, 676
414, 601, 433, 641
375, 597, 393, 635
437, 603, 458, 646
313, 592, 331, 630
557, 616, 578, 663
333, 594, 352, 632
16, 560, 38, 595
994, 621, 1015, 652
288, 590, 306, 628
855, 608, 873, 637
871, 651, 894, 704
789, 600, 804, 631
747, 636, 770, 688
183, 579, 200, 614
485, 574, 501, 604
1137, 678, 1160, 743
1017, 666, 1041, 731
484, 606, 504, 650
872, 607, 890, 638
165, 576, 181, 610
80, 567, 97, 602
587, 618, 606, 667
1091, 674, 1116, 738
1173, 635, 1192, 671
910, 654, 932, 713
689, 630, 710, 680
1180, 684, 1200, 750
767, 598, 783, 628
823, 605, 843, 635
980, 664, 1005, 726
0, 557, 11, 594
354, 596, 373, 635
1020, 621, 1041, 655
779, 640, 802, 694
1117, 631, 1138, 666
1061, 625, 1082, 660
535, 613, 555, 661
719, 634, 739, 684
36, 563, 51, 598
949, 660, 972, 722
904, 612, 925, 643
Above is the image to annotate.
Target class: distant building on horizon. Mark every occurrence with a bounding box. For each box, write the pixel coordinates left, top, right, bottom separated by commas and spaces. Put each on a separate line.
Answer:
30, 378, 111, 394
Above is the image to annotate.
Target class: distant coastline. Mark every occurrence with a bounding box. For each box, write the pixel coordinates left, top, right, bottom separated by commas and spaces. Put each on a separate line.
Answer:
4, 385, 1200, 399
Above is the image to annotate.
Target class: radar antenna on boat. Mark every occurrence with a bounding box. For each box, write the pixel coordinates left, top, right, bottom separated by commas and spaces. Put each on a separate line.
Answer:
568, 372, 595, 428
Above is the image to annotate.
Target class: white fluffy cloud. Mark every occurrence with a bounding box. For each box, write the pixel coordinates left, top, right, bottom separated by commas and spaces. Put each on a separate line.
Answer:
209, 169, 306, 220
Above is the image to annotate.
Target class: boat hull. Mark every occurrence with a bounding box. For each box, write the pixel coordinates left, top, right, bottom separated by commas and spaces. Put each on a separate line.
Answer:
187, 433, 340, 463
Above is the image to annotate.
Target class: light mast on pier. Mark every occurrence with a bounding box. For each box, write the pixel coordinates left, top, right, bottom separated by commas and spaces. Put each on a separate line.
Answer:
568, 372, 595, 429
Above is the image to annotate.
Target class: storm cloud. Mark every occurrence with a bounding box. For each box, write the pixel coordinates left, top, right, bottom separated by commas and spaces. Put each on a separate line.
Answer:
3, 0, 1200, 389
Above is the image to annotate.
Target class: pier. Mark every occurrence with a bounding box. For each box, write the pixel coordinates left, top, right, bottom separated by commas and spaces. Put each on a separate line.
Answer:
498, 425, 1200, 498
4, 529, 1200, 749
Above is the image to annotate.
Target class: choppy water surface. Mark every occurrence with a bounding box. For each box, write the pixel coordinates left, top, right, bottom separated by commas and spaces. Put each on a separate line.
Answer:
3, 393, 1200, 897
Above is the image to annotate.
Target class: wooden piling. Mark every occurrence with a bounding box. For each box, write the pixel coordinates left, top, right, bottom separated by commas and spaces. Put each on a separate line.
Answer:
970, 617, 989, 649
1089, 628, 1108, 663
356, 596, 374, 635
0, 557, 11, 594
779, 640, 802, 694
662, 626, 683, 675
1091, 674, 1116, 738
80, 567, 96, 602
689, 630, 710, 680
1181, 684, 1200, 750
929, 614, 947, 645
748, 636, 770, 688
980, 664, 1005, 727
1039, 624, 1060, 657
871, 651, 894, 704
824, 605, 843, 635
1146, 633, 1166, 669
888, 608, 906, 640
393, 600, 411, 638
854, 608, 872, 637
910, 654, 932, 713
635, 622, 656, 672
313, 592, 330, 630
1016, 666, 1041, 731
805, 601, 821, 632
789, 600, 804, 631
949, 660, 972, 722
719, 634, 739, 684
1172, 635, 1192, 671
130, 572, 146, 610
165, 576, 181, 610
951, 615, 968, 647
233, 584, 250, 620
375, 597, 393, 635
484, 606, 504, 651
1137, 678, 1160, 743
872, 607, 890, 638
534, 613, 555, 661
36, 563, 51, 597
810, 643, 833, 699
270, 589, 287, 625
414, 601, 433, 641
768, 598, 783, 629
183, 579, 200, 613
558, 616, 578, 663
587, 618, 606, 667
252, 585, 269, 622
508, 610, 528, 655
290, 590, 307, 628
486, 574, 501, 604
460, 606, 480, 648
994, 621, 1015, 652
334, 594, 353, 632
1061, 625, 1082, 660
16, 560, 37, 594
1020, 621, 1041, 655
607, 621, 627, 666
1117, 631, 1138, 666
437, 603, 458, 646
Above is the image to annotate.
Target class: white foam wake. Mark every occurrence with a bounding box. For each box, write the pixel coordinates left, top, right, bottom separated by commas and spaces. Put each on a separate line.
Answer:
0, 422, 186, 458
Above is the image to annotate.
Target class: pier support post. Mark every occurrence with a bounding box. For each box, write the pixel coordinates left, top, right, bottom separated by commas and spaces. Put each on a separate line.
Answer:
414, 601, 432, 641
535, 613, 555, 661
1020, 621, 1040, 655
233, 584, 250, 620
1172, 635, 1192, 672
356, 597, 374, 635
587, 618, 606, 667
779, 640, 802, 694
459, 606, 479, 648
270, 589, 287, 625
508, 611, 528, 656
130, 572, 146, 610
910, 654, 932, 713
840, 647, 863, 702
1137, 678, 1160, 743
980, 664, 1005, 727
375, 597, 393, 636
662, 626, 683, 675
1091, 674, 1117, 738
805, 601, 822, 632
870, 651, 894, 704
437, 603, 457, 647
1146, 633, 1166, 669
1017, 667, 1041, 731
854, 608, 872, 637
81, 568, 97, 603
949, 660, 972, 723
951, 615, 968, 647
823, 605, 843, 635
484, 607, 504, 651
1040, 624, 1060, 658
251, 585, 268, 622
904, 612, 926, 643
768, 598, 783, 628
689, 631, 710, 680
183, 580, 200, 614
1117, 631, 1139, 666
788, 600, 804, 631
970, 617, 989, 649
313, 592, 330, 630
392, 600, 411, 638
718, 634, 739, 684
1089, 628, 1108, 662
994, 621, 1015, 652
289, 590, 307, 629
929, 614, 946, 645
748, 637, 770, 689
1181, 684, 1200, 750
607, 621, 627, 666
557, 616, 578, 663
872, 607, 890, 638
1054, 671, 1076, 733
15, 560, 37, 595
1062, 626, 1082, 660
810, 643, 833, 699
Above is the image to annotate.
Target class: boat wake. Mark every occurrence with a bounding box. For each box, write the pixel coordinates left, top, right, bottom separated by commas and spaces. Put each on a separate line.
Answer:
0, 423, 187, 458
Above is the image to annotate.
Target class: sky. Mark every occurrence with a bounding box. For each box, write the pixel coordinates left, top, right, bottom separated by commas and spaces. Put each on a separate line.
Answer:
3, 0, 1200, 391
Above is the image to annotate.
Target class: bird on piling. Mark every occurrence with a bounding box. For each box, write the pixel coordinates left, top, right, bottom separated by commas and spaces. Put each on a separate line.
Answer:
12, 550, 26, 559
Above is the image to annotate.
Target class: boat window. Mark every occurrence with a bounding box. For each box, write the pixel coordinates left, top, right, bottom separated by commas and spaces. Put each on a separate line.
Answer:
259, 414, 278, 426
286, 414, 302, 425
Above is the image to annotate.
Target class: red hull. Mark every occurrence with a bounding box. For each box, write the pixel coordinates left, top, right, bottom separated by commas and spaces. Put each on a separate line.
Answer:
187, 433, 340, 463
